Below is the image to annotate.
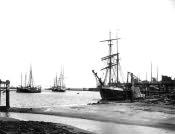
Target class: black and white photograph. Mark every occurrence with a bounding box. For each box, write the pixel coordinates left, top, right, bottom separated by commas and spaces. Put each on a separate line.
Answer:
0, 0, 175, 133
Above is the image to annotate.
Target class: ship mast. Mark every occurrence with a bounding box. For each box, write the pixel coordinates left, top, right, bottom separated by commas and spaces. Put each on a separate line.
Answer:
109, 32, 112, 85
157, 66, 159, 82
28, 66, 34, 87
21, 73, 23, 87
25, 73, 27, 87
116, 36, 120, 83
151, 62, 152, 82
55, 74, 58, 87
100, 32, 120, 85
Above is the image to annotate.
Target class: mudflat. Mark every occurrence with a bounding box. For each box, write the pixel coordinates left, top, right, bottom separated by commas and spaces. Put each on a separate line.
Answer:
0, 120, 94, 134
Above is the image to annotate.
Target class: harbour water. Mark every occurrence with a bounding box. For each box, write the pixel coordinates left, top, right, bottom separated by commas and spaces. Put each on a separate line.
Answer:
1, 90, 100, 108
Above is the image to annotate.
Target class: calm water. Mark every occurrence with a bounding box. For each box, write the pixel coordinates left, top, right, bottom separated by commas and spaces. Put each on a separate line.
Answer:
1, 90, 100, 108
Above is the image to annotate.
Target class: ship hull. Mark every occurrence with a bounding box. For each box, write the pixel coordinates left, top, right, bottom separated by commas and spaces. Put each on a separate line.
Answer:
16, 87, 41, 93
51, 87, 66, 92
99, 87, 130, 100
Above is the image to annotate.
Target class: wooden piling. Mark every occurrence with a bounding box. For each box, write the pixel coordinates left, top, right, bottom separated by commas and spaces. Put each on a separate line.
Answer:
6, 80, 10, 108
0, 79, 10, 111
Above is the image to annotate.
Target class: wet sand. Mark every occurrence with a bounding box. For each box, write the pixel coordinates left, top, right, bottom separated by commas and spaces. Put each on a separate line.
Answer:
7, 102, 175, 130
1, 102, 175, 133
0, 117, 94, 134
5, 112, 175, 134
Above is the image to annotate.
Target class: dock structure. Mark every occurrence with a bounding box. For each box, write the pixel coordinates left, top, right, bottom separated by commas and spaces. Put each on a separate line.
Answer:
0, 80, 10, 111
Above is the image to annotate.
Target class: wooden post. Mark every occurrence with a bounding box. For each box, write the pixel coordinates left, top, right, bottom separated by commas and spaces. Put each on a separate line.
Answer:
0, 84, 1, 106
0, 79, 1, 106
130, 73, 134, 102
0, 80, 10, 111
6, 80, 10, 108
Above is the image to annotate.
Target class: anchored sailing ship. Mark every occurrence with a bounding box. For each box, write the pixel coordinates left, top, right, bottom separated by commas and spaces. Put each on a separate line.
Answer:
16, 67, 41, 93
92, 33, 130, 100
52, 70, 66, 92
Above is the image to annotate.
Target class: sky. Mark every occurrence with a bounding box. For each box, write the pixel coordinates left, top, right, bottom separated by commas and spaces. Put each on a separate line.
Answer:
0, 0, 175, 88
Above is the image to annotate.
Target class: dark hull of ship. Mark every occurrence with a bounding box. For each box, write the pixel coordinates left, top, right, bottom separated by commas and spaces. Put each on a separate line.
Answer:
16, 87, 41, 93
51, 87, 66, 92
99, 87, 131, 101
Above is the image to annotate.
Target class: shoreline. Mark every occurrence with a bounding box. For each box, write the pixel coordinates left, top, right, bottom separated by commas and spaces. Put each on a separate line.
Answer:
1, 101, 175, 133
3, 101, 175, 130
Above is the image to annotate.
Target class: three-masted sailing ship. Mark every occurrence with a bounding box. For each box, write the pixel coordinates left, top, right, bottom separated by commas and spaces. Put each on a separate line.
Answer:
51, 70, 66, 92
92, 33, 130, 100
16, 67, 41, 93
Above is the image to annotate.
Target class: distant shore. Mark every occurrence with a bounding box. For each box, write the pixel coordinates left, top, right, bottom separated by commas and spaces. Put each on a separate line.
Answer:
45, 87, 99, 91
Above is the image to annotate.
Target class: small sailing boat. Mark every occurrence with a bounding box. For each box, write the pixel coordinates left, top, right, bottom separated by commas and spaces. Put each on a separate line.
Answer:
16, 66, 41, 93
92, 33, 130, 100
52, 69, 66, 92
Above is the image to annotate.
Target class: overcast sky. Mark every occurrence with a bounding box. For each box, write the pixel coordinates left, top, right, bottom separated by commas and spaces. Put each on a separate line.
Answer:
0, 0, 175, 88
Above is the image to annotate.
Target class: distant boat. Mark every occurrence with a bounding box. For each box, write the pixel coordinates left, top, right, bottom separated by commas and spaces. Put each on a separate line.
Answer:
16, 67, 41, 93
92, 33, 130, 100
51, 70, 66, 92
